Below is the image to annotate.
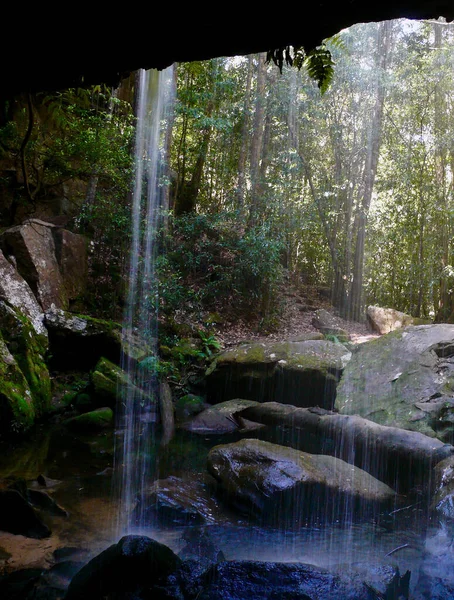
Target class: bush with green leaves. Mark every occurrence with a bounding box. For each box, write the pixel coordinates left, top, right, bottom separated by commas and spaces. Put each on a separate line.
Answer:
158, 211, 284, 322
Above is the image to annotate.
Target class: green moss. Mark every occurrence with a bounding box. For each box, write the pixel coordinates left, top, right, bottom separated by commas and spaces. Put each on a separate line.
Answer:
64, 407, 114, 431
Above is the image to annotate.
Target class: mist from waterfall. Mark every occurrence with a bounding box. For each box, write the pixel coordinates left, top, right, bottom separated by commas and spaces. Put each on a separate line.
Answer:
115, 67, 174, 536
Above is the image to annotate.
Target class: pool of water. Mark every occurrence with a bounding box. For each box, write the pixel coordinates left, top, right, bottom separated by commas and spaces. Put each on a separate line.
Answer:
0, 422, 451, 595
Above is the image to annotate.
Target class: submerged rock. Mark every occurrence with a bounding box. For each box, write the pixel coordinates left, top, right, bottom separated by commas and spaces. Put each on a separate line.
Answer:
207, 439, 395, 525
181, 399, 263, 435
239, 402, 453, 492
206, 339, 351, 409
336, 324, 454, 442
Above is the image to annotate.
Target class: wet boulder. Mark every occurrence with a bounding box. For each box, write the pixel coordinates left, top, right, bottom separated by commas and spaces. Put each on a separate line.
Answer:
90, 357, 149, 407
336, 324, 454, 442
206, 338, 351, 409
207, 439, 395, 525
192, 560, 405, 600
181, 399, 263, 435
138, 474, 228, 527
430, 455, 454, 520
65, 535, 182, 600
239, 402, 453, 492
174, 394, 206, 423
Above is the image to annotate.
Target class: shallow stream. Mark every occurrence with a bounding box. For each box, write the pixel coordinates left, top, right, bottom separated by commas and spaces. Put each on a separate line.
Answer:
1, 422, 450, 596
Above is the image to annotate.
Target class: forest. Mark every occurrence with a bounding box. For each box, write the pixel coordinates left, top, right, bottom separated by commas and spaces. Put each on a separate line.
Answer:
1, 19, 453, 334
0, 16, 454, 600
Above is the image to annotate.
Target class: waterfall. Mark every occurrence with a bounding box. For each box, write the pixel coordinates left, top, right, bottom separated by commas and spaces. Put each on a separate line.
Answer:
115, 67, 174, 536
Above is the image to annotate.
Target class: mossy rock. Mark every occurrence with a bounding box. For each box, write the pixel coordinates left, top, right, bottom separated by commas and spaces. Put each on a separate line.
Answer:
0, 335, 35, 435
91, 357, 149, 406
174, 394, 206, 422
63, 407, 114, 432
206, 339, 351, 409
0, 300, 51, 416
336, 324, 454, 441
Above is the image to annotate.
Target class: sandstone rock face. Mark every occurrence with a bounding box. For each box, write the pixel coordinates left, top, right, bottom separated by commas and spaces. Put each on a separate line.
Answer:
366, 305, 429, 334
207, 439, 395, 525
206, 339, 351, 409
431, 455, 454, 520
336, 324, 454, 442
1, 219, 66, 310
0, 249, 47, 338
0, 219, 88, 312
52, 228, 87, 302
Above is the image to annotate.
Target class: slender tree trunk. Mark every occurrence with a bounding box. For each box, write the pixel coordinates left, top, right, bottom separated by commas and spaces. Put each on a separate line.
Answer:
236, 55, 253, 213
248, 53, 267, 228
349, 21, 392, 321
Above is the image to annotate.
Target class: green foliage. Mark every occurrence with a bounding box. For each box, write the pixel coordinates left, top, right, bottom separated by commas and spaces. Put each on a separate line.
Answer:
267, 43, 336, 93
158, 212, 284, 319
303, 45, 335, 94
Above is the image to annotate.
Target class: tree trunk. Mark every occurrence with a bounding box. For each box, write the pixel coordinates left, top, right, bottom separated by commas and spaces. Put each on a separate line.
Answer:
236, 55, 253, 213
248, 53, 267, 228
349, 21, 392, 321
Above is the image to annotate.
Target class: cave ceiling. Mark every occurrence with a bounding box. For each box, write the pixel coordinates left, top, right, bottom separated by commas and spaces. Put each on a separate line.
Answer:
2, 2, 454, 95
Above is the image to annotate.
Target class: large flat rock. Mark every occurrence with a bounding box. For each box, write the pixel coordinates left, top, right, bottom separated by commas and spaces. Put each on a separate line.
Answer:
206, 338, 351, 409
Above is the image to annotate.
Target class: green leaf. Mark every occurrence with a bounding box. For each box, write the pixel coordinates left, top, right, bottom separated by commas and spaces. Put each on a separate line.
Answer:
303, 44, 335, 94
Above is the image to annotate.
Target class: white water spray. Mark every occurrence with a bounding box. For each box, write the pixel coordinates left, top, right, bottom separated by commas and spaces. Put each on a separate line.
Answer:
115, 67, 174, 536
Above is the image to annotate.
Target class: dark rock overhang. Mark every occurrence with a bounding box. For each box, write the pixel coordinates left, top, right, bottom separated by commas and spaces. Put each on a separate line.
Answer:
2, 3, 453, 95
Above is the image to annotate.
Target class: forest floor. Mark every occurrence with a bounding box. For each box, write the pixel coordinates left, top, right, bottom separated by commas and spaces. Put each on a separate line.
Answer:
215, 281, 379, 349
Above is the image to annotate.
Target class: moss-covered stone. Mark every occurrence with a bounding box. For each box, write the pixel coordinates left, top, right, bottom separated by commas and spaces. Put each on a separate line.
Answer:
91, 357, 150, 407
174, 394, 206, 422
206, 339, 351, 409
336, 324, 454, 441
0, 300, 51, 416
63, 407, 114, 431
0, 335, 35, 434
